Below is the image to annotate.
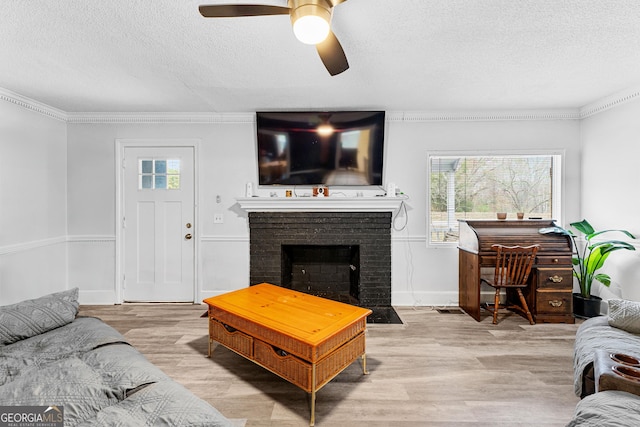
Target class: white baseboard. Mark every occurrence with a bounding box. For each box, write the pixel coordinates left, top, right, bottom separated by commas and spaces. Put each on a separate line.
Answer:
78, 290, 118, 305
392, 290, 460, 307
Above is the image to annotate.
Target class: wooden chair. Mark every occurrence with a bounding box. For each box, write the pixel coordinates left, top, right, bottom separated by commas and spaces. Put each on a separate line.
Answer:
481, 244, 539, 325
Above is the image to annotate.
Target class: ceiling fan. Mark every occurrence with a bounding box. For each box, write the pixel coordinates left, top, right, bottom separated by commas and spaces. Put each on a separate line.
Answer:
199, 0, 350, 76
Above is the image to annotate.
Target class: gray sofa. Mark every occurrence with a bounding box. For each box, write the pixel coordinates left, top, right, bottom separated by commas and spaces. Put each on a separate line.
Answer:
568, 299, 640, 426
0, 288, 234, 427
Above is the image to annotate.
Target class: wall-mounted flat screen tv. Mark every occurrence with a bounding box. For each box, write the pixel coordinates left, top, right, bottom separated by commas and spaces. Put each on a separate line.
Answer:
256, 111, 385, 186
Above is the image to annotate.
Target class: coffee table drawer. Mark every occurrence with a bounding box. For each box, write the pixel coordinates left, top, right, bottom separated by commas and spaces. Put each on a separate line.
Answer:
254, 333, 366, 392
210, 318, 253, 358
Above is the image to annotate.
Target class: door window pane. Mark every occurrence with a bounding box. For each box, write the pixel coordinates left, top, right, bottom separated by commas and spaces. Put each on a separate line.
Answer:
167, 159, 180, 174
141, 175, 153, 189
168, 175, 180, 190
155, 160, 167, 174
139, 159, 181, 190
141, 160, 153, 174
155, 175, 167, 189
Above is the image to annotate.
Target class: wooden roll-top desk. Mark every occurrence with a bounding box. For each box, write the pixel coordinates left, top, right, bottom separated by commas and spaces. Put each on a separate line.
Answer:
458, 219, 575, 324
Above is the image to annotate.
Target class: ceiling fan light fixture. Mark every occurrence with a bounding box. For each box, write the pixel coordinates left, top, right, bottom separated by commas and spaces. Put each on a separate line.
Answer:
290, 1, 332, 45
198, 0, 348, 75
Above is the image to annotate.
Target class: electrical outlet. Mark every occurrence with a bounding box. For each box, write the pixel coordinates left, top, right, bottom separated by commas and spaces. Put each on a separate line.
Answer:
213, 213, 224, 224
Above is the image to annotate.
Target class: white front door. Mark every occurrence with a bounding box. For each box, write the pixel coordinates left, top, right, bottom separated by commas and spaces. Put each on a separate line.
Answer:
123, 146, 195, 302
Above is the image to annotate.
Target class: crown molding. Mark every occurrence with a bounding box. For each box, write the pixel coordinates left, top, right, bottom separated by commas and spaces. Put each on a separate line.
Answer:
386, 110, 580, 122
3, 86, 640, 123
580, 86, 640, 119
0, 88, 67, 121
67, 110, 581, 123
65, 112, 255, 124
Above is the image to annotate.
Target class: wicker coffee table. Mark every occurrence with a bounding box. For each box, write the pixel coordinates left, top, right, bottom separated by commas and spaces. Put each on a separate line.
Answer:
203, 283, 372, 426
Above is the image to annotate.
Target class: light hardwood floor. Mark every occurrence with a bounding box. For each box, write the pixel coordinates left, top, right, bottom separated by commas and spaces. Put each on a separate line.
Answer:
78, 304, 582, 427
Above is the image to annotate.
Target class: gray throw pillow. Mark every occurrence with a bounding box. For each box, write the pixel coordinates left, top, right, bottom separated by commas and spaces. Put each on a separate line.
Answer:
0, 288, 79, 345
608, 299, 640, 334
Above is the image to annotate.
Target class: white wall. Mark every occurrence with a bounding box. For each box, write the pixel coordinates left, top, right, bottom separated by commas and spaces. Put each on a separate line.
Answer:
580, 98, 640, 301
66, 122, 254, 303
386, 118, 581, 305
65, 116, 581, 306
0, 95, 587, 307
0, 99, 68, 305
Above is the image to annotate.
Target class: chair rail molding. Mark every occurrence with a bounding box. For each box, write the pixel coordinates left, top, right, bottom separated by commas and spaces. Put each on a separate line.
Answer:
67, 235, 116, 243
200, 235, 248, 243
0, 236, 67, 256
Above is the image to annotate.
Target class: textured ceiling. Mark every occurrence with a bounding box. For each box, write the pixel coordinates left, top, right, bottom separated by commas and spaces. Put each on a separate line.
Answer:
2, 0, 640, 113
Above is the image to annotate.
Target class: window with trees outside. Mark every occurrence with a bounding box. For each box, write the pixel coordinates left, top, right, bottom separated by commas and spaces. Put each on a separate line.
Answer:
428, 152, 562, 245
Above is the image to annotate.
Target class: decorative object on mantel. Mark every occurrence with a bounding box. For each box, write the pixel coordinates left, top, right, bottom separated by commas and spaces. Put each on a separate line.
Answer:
539, 219, 636, 318
313, 186, 328, 197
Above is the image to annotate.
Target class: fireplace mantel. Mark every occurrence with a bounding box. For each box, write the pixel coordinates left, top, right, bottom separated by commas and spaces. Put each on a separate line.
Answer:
236, 197, 404, 213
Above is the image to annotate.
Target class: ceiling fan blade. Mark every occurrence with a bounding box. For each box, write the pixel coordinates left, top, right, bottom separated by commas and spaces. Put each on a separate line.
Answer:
199, 4, 290, 18
316, 30, 349, 76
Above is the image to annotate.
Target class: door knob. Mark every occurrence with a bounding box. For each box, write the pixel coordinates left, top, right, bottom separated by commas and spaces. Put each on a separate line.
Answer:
185, 233, 192, 240
186, 223, 192, 229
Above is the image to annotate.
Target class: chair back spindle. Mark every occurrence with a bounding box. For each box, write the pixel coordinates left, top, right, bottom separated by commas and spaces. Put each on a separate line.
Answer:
493, 244, 539, 288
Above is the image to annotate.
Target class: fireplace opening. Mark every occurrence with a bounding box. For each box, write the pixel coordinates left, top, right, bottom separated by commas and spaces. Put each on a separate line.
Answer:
282, 245, 360, 305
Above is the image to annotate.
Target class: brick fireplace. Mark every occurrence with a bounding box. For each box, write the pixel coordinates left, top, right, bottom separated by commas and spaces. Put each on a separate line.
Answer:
248, 211, 400, 323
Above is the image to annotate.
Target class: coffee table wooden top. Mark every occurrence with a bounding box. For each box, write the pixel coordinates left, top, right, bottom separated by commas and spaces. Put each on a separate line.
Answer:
203, 283, 371, 347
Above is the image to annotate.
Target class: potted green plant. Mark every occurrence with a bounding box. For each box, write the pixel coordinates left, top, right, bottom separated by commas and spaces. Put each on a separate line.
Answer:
540, 219, 636, 318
